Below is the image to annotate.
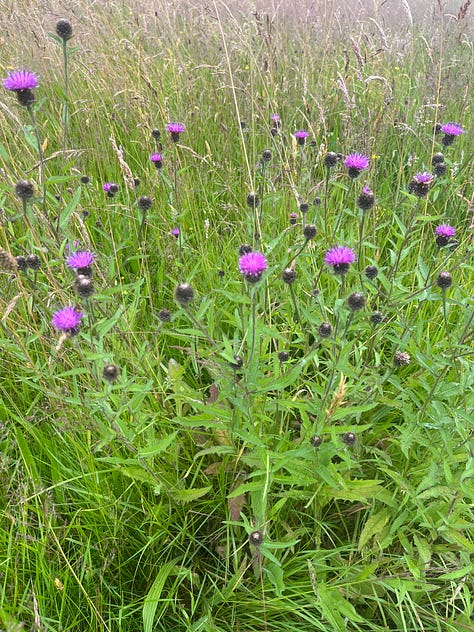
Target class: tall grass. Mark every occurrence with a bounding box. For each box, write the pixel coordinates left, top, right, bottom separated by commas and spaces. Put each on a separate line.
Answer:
0, 1, 473, 630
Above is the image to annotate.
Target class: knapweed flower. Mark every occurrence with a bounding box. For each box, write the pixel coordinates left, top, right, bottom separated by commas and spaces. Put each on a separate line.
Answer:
347, 292, 366, 312
166, 122, 185, 142
171, 228, 180, 238
357, 185, 375, 210
174, 283, 194, 306
52, 306, 83, 333
102, 364, 120, 382
294, 130, 309, 146
324, 246, 356, 274
271, 113, 280, 125
74, 275, 94, 298
55, 19, 73, 40
437, 271, 452, 289
67, 250, 94, 272
15, 180, 35, 201
137, 196, 153, 212
324, 152, 339, 168
394, 351, 410, 367
3, 69, 39, 106
344, 153, 369, 178
365, 265, 378, 280
440, 122, 464, 146
103, 182, 118, 197
435, 224, 456, 247
150, 153, 163, 169
408, 172, 433, 197
239, 251, 267, 283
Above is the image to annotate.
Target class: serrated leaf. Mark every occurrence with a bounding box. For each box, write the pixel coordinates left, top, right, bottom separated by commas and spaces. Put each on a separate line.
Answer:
138, 431, 178, 458
173, 486, 212, 502
358, 508, 391, 550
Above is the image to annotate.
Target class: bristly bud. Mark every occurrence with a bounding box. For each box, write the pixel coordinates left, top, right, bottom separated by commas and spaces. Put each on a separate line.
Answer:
408, 172, 433, 198
357, 185, 375, 211
347, 292, 366, 312
55, 19, 73, 40
433, 162, 447, 177
289, 213, 298, 225
310, 435, 323, 447
394, 351, 411, 367
229, 355, 243, 370
158, 309, 172, 322
74, 274, 95, 298
137, 196, 153, 212
249, 531, 263, 546
278, 351, 289, 362
299, 202, 309, 214
15, 255, 28, 271
370, 311, 384, 325
436, 271, 452, 289
16, 89, 36, 106
364, 265, 378, 280
261, 149, 272, 163
303, 224, 317, 241
26, 254, 41, 270
80, 175, 90, 184
15, 180, 35, 201
342, 432, 356, 445
174, 283, 195, 306
318, 322, 332, 338
238, 244, 253, 256
324, 152, 339, 168
246, 192, 260, 209
281, 268, 297, 284
432, 152, 444, 165
102, 364, 120, 383
0, 248, 17, 272
151, 128, 161, 140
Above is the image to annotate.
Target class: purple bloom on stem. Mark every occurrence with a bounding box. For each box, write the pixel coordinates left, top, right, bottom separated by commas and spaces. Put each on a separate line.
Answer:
103, 182, 118, 194
324, 246, 356, 274
52, 306, 83, 333
171, 228, 180, 238
413, 172, 433, 184
440, 122, 464, 137
3, 69, 38, 91
435, 223, 456, 247
271, 114, 280, 122
166, 122, 185, 142
150, 153, 163, 168
67, 250, 95, 269
239, 251, 268, 283
344, 153, 369, 178
409, 172, 433, 197
294, 130, 309, 145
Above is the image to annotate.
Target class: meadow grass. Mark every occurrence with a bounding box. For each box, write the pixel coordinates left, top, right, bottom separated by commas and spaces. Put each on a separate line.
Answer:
0, 1, 473, 630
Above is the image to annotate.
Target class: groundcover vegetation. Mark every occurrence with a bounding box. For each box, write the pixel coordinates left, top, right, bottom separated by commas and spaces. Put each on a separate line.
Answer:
0, 1, 473, 630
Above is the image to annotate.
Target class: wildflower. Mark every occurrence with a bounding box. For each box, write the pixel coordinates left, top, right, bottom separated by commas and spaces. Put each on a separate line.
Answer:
310, 435, 323, 447
238, 251, 267, 283
150, 153, 163, 169
52, 306, 83, 333
440, 122, 464, 146
158, 309, 171, 322
435, 224, 455, 247
303, 224, 317, 241
344, 153, 369, 178
246, 192, 260, 208
370, 311, 384, 325
299, 202, 309, 214
318, 322, 332, 338
324, 152, 339, 168
437, 271, 452, 289
357, 185, 375, 210
249, 531, 263, 546
408, 172, 433, 197
347, 292, 366, 312
324, 246, 356, 274
432, 152, 444, 165
394, 351, 410, 367
55, 19, 73, 40
281, 268, 296, 284
137, 196, 153, 212
271, 113, 280, 128
3, 69, 38, 106
261, 149, 272, 163
15, 180, 35, 201
67, 250, 94, 272
289, 212, 298, 225
174, 283, 194, 306
342, 432, 356, 445
151, 128, 161, 140
74, 275, 94, 298
26, 254, 41, 270
171, 228, 180, 238
15, 255, 28, 271
364, 265, 378, 280
433, 162, 447, 177
229, 355, 243, 370
238, 244, 253, 256
102, 364, 120, 382
80, 175, 90, 184
103, 182, 118, 197
278, 351, 289, 362
166, 122, 185, 142
294, 130, 309, 146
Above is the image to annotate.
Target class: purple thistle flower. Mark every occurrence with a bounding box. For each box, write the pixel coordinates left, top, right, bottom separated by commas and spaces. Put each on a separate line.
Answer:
3, 69, 39, 91
150, 153, 163, 168
324, 246, 356, 274
171, 228, 180, 238
409, 172, 433, 197
344, 153, 369, 178
271, 113, 280, 122
166, 122, 185, 142
435, 223, 456, 247
413, 172, 433, 184
239, 251, 268, 283
294, 130, 309, 145
52, 306, 83, 333
440, 122, 464, 137
67, 250, 95, 269
103, 182, 118, 197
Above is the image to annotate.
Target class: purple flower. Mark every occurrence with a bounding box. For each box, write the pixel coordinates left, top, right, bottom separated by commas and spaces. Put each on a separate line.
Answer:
413, 172, 433, 184
435, 223, 456, 247
440, 122, 464, 137
324, 246, 356, 274
52, 306, 83, 333
271, 114, 280, 122
3, 69, 38, 91
409, 172, 433, 197
150, 153, 163, 168
67, 250, 95, 269
103, 182, 118, 197
239, 251, 268, 283
294, 130, 309, 145
344, 153, 369, 178
166, 122, 185, 142
171, 228, 180, 238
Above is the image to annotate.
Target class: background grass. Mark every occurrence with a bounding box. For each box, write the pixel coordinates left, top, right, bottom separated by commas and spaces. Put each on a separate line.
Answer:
0, 1, 473, 630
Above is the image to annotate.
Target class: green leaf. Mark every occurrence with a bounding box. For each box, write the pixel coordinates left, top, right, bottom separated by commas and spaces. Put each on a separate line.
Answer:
173, 486, 212, 502
59, 186, 82, 230
358, 509, 391, 550
143, 558, 181, 632
138, 431, 179, 458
